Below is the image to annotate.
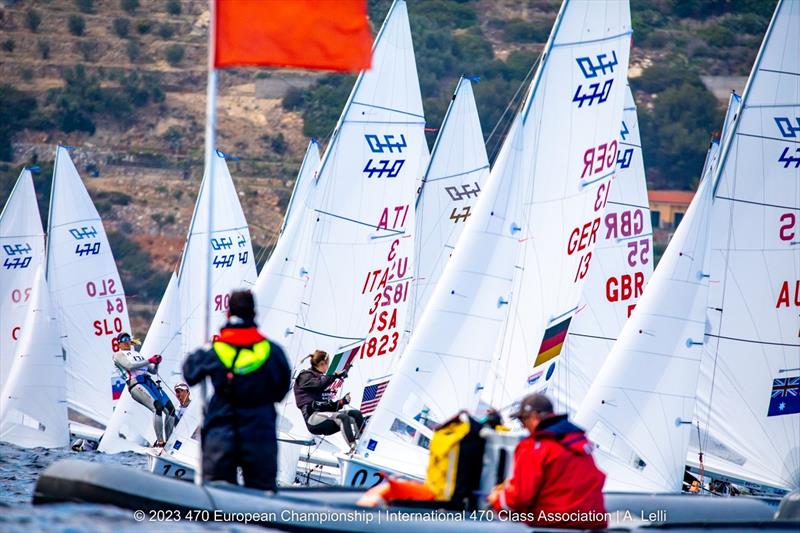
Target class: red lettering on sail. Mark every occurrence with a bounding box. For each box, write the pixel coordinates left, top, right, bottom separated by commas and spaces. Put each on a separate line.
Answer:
606, 272, 645, 303
776, 280, 800, 308
93, 317, 123, 336
779, 213, 796, 241
567, 218, 601, 255
581, 140, 618, 178
12, 326, 21, 340
605, 209, 645, 239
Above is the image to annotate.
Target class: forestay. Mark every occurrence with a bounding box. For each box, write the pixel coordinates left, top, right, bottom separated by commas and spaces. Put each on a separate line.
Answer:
46, 146, 131, 427
694, 0, 800, 491
551, 84, 654, 415
0, 169, 45, 396
574, 177, 714, 492
284, 0, 426, 432
486, 0, 632, 412
0, 266, 69, 448
357, 115, 527, 478
410, 77, 490, 330
99, 273, 181, 454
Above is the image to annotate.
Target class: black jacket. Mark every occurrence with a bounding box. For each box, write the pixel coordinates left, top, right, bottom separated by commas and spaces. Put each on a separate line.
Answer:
293, 368, 343, 420
182, 321, 291, 432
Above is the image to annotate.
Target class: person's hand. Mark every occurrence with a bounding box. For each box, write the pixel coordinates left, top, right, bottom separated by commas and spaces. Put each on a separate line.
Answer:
148, 354, 162, 364
487, 482, 504, 507
342, 392, 351, 405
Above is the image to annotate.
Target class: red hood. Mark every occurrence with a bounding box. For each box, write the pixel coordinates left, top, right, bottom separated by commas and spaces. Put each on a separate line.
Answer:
535, 414, 594, 456
215, 326, 266, 347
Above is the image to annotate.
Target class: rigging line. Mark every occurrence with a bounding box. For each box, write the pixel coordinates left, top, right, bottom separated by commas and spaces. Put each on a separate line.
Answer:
714, 196, 800, 212
619, 141, 641, 148
349, 101, 424, 119
551, 30, 633, 49
422, 164, 490, 183
485, 54, 542, 160
758, 68, 800, 77
293, 325, 363, 342
313, 208, 405, 236
705, 334, 800, 348
607, 200, 650, 210
567, 332, 617, 342
737, 132, 800, 144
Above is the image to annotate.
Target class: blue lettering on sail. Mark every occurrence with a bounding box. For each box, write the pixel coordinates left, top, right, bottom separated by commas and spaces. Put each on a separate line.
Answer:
617, 148, 634, 169
237, 234, 247, 248
69, 226, 98, 240
573, 79, 614, 108
774, 117, 800, 138
363, 159, 405, 178
3, 243, 32, 256
365, 134, 407, 153
3, 256, 31, 269
238, 251, 249, 264
576, 51, 618, 79
75, 242, 101, 256
213, 254, 235, 268
620, 120, 629, 140
445, 182, 481, 201
210, 237, 233, 250
778, 146, 800, 168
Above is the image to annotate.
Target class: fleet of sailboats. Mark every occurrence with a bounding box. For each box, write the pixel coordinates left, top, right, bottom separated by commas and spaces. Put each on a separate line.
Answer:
1, 0, 798, 510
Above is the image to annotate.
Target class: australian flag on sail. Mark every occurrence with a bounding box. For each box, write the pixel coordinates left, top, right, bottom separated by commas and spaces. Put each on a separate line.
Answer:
767, 376, 800, 417
361, 380, 389, 416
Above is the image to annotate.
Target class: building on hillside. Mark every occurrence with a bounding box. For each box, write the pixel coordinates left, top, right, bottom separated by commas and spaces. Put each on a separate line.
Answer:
648, 189, 695, 248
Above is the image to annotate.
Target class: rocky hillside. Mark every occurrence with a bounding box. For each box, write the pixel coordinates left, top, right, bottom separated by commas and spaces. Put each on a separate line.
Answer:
0, 0, 777, 329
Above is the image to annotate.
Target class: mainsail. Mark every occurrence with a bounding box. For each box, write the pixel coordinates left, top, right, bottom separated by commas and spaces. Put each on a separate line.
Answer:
574, 176, 714, 492
357, 115, 526, 478
694, 0, 800, 490
46, 146, 131, 427
410, 76, 490, 329
486, 0, 632, 411
0, 168, 45, 396
551, 84, 654, 415
0, 266, 68, 448
283, 0, 426, 435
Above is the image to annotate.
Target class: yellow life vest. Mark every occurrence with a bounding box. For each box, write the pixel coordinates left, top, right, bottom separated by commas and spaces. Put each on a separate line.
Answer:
213, 340, 271, 375
424, 413, 482, 502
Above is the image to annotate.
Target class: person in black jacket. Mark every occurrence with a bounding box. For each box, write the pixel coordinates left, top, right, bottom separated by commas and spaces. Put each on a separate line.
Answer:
183, 289, 291, 490
293, 350, 364, 448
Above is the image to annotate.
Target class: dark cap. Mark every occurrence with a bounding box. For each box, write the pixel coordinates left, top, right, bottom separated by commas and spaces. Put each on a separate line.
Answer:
510, 393, 553, 419
229, 289, 256, 321
117, 332, 132, 343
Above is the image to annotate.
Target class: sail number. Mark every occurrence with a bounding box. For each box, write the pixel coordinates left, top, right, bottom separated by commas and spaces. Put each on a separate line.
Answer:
10, 287, 32, 303
349, 468, 383, 488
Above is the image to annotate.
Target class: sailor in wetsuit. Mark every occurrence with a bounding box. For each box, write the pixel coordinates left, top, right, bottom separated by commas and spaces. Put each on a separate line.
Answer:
113, 332, 177, 447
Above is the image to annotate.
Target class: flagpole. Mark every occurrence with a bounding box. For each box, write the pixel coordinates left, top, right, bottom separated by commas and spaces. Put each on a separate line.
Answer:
196, 0, 218, 487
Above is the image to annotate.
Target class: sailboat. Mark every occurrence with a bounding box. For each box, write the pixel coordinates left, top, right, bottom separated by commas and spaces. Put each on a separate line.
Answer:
0, 168, 45, 397
46, 146, 132, 437
0, 266, 69, 448
576, 0, 799, 494
275, 0, 427, 460
410, 76, 490, 331
550, 84, 654, 415
484, 0, 633, 414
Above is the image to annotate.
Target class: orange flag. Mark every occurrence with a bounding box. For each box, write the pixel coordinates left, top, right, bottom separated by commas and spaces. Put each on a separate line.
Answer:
214, 0, 373, 72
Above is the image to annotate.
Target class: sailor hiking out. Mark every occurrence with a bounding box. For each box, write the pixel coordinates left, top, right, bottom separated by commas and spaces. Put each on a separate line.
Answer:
293, 350, 364, 449
113, 332, 177, 447
183, 289, 291, 490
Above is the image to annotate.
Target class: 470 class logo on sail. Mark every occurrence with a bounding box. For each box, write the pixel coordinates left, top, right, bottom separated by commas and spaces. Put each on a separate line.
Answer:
363, 134, 407, 178
573, 50, 618, 108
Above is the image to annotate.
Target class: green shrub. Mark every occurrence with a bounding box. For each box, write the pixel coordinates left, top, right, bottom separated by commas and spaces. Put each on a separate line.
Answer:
113, 17, 130, 38
37, 38, 50, 59
164, 44, 184, 66
0, 86, 37, 161
157, 23, 175, 39
68, 14, 86, 36
699, 23, 735, 46
126, 40, 141, 62
75, 39, 99, 61
26, 9, 42, 32
121, 0, 140, 14
503, 19, 550, 42
75, 0, 94, 14
136, 19, 152, 34
166, 0, 181, 15
2, 39, 14, 53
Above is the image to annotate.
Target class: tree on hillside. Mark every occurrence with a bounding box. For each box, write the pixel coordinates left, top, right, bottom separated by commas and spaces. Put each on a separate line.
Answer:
68, 15, 86, 37
25, 9, 41, 32
0, 86, 37, 161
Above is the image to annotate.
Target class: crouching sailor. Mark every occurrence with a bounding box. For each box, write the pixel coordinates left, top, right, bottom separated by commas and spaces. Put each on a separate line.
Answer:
113, 332, 177, 447
488, 393, 608, 529
293, 350, 364, 450
183, 289, 291, 490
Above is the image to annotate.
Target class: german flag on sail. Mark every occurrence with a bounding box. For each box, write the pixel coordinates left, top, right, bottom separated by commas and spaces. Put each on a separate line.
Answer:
326, 346, 360, 376
534, 317, 572, 367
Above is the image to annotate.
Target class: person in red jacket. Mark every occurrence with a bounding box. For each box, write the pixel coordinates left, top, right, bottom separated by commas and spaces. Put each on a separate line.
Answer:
488, 393, 608, 529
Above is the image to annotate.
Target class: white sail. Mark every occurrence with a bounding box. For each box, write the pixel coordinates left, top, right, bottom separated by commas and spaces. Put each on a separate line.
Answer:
694, 0, 800, 491
551, 84, 654, 415
486, 0, 632, 411
1, 168, 45, 396
178, 150, 257, 355
410, 77, 490, 329
0, 266, 69, 448
99, 273, 181, 453
357, 115, 527, 478
255, 140, 320, 345
46, 146, 132, 427
574, 177, 713, 492
283, 0, 426, 436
